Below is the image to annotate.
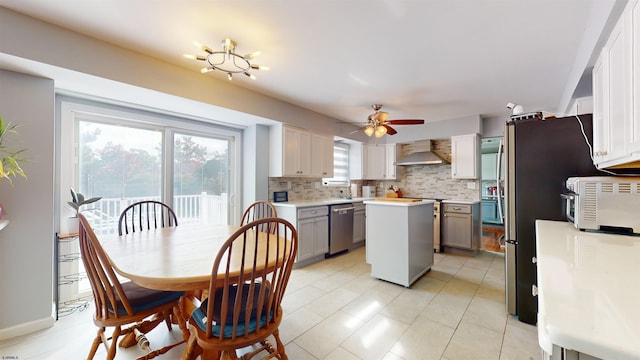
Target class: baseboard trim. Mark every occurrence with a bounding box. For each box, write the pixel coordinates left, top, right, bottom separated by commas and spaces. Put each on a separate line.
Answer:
0, 316, 55, 340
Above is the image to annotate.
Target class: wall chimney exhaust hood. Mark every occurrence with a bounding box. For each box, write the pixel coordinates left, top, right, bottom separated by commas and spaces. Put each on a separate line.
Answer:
394, 151, 449, 165
394, 140, 450, 166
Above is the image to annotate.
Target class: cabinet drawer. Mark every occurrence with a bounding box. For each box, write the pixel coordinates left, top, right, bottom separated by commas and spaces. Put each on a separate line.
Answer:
443, 203, 472, 214
297, 206, 329, 219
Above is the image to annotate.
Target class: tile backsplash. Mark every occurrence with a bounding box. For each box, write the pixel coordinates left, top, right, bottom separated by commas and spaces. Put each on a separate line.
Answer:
268, 139, 480, 202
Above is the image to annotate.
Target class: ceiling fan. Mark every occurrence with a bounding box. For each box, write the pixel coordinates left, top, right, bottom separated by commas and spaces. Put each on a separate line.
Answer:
358, 104, 425, 137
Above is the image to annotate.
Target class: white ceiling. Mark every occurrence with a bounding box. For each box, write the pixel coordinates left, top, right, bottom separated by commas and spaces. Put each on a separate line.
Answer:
0, 0, 621, 127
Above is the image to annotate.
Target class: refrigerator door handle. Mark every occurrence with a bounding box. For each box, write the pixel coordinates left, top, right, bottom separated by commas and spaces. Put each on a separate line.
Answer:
496, 138, 505, 223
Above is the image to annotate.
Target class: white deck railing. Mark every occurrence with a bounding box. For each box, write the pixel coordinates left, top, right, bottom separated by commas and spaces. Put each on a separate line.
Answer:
85, 192, 228, 235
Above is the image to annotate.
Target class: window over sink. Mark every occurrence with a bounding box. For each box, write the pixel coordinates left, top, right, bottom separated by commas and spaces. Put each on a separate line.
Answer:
323, 142, 350, 186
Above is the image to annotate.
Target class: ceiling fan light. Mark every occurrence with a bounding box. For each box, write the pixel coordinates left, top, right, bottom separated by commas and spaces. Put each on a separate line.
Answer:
364, 126, 375, 137
374, 125, 387, 138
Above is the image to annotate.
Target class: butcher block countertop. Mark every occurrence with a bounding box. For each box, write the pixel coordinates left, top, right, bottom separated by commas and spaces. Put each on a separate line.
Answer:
535, 220, 640, 359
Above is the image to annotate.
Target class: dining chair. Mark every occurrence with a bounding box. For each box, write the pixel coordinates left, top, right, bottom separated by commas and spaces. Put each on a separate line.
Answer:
240, 201, 278, 234
181, 217, 298, 360
118, 200, 178, 236
78, 213, 185, 360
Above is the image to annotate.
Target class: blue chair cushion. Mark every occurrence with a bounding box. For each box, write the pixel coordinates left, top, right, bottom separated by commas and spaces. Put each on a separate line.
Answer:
191, 283, 272, 338
110, 281, 184, 315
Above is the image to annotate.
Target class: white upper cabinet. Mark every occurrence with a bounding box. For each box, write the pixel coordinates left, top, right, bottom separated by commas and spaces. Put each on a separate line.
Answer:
451, 134, 480, 179
311, 134, 334, 178
363, 143, 398, 180
593, 0, 640, 168
270, 124, 333, 177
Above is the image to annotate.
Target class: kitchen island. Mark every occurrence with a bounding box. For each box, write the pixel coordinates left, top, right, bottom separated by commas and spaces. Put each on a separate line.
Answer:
365, 199, 434, 287
536, 220, 640, 360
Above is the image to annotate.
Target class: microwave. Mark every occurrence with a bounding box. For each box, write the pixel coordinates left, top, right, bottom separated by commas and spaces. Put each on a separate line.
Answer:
563, 176, 640, 234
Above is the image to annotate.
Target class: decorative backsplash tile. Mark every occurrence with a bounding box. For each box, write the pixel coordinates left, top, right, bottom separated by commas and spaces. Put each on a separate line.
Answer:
268, 139, 480, 202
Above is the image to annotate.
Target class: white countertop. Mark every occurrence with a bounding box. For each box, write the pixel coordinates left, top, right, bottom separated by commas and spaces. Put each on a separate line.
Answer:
364, 199, 435, 207
441, 199, 480, 205
272, 197, 373, 208
535, 220, 640, 359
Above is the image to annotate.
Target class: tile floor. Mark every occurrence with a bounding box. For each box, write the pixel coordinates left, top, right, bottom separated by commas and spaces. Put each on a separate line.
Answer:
0, 247, 541, 359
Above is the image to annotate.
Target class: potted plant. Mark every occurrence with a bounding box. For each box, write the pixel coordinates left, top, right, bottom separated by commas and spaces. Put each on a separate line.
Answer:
0, 115, 28, 221
66, 188, 101, 232
0, 115, 28, 184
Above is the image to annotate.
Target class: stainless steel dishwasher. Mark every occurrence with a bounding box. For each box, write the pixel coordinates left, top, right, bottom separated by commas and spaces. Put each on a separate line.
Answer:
328, 203, 354, 255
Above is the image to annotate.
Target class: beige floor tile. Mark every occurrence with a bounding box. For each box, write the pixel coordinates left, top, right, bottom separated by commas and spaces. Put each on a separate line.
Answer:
341, 314, 409, 360
281, 283, 327, 313
499, 316, 541, 360
427, 264, 459, 282
421, 289, 473, 329
380, 288, 435, 325
443, 321, 503, 360
282, 341, 319, 360
455, 265, 488, 284
383, 352, 406, 360
341, 282, 403, 322
313, 268, 360, 292
438, 254, 468, 269
460, 294, 508, 333
294, 310, 363, 359
305, 287, 360, 317
340, 272, 380, 294
324, 346, 362, 360
389, 314, 455, 360
279, 306, 325, 344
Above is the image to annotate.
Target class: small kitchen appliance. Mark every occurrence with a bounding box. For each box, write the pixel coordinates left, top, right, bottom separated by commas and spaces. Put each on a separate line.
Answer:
362, 186, 375, 198
563, 176, 640, 234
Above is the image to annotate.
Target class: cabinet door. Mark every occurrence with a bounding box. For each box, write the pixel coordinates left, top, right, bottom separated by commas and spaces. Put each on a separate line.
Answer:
311, 135, 334, 178
364, 144, 386, 179
385, 144, 398, 179
593, 53, 610, 163
297, 218, 315, 261
353, 211, 366, 243
606, 17, 629, 161
451, 134, 479, 179
313, 216, 329, 255
630, 0, 640, 153
298, 131, 312, 176
283, 127, 300, 176
442, 213, 472, 249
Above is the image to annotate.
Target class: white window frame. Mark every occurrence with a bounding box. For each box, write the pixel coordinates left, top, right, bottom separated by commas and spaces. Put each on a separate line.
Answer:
323, 142, 350, 186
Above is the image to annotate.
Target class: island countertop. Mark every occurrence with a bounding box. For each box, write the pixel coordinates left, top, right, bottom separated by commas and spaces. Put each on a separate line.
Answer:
535, 220, 640, 359
364, 198, 435, 207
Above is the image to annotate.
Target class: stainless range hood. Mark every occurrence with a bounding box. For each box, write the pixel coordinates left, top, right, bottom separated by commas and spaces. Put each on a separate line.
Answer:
395, 140, 450, 166
394, 151, 449, 165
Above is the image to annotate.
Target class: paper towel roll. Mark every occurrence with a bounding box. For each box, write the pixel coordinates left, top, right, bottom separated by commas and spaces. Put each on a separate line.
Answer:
350, 184, 360, 197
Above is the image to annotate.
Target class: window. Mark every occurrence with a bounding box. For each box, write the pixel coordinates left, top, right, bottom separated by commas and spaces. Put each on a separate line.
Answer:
60, 100, 240, 234
323, 142, 350, 186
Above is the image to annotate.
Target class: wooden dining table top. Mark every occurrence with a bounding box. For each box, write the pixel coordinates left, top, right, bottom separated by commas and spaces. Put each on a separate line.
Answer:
100, 223, 287, 292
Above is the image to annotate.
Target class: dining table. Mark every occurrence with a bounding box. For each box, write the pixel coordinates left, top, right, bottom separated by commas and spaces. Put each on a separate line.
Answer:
99, 222, 290, 354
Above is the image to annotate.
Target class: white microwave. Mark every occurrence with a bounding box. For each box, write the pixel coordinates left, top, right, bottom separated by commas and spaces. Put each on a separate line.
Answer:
563, 176, 640, 234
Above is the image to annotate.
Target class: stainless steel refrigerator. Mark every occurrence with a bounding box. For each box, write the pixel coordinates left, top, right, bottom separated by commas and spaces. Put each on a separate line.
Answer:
503, 113, 600, 325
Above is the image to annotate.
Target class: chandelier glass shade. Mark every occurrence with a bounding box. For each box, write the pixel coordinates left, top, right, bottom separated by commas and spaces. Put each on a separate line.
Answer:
184, 38, 268, 80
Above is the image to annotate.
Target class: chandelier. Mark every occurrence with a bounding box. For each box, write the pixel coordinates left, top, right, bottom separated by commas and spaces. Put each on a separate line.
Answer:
184, 38, 268, 80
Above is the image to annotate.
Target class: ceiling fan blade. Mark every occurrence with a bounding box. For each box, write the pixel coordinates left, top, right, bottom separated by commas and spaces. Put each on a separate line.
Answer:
387, 119, 425, 125
349, 125, 368, 134
383, 125, 397, 135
